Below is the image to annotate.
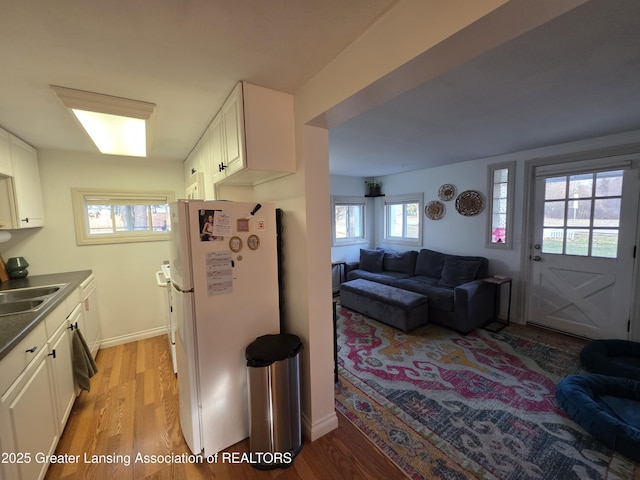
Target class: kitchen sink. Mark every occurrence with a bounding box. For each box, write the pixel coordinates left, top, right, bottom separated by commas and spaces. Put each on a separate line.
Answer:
0, 300, 45, 316
0, 285, 65, 303
0, 283, 69, 316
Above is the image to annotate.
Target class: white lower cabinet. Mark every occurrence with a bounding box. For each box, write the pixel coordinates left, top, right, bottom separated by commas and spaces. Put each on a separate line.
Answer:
0, 346, 58, 480
48, 306, 80, 434
0, 289, 89, 480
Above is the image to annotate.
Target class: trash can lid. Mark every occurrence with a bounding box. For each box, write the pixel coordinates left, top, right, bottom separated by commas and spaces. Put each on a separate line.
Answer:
246, 333, 303, 367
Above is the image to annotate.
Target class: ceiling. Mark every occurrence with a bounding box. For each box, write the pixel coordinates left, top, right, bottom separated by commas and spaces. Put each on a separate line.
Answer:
329, 0, 640, 177
1, 1, 639, 179
0, 0, 397, 161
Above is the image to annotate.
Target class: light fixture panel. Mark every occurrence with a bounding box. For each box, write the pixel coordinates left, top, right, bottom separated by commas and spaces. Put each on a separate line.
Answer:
51, 85, 155, 157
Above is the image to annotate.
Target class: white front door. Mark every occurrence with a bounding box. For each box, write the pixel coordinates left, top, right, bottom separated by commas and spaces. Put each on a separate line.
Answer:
527, 162, 639, 339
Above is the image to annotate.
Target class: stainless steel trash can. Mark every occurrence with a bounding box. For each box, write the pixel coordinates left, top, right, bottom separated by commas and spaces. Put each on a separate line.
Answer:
246, 333, 303, 470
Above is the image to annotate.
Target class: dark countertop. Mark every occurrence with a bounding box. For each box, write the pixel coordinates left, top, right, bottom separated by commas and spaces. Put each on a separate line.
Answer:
0, 270, 92, 361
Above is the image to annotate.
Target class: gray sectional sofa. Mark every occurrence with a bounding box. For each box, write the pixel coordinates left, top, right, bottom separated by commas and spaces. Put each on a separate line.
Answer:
341, 248, 496, 334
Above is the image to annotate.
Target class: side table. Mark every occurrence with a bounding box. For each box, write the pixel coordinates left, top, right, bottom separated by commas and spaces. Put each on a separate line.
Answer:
482, 276, 512, 333
332, 260, 346, 295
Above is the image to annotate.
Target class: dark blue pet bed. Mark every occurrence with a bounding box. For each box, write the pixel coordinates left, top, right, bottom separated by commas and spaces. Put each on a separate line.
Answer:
556, 374, 640, 461
580, 340, 640, 380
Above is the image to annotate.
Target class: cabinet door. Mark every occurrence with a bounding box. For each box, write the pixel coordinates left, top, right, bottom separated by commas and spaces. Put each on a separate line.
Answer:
0, 129, 11, 176
221, 83, 245, 175
208, 115, 227, 187
0, 351, 58, 480
48, 320, 77, 433
9, 136, 44, 228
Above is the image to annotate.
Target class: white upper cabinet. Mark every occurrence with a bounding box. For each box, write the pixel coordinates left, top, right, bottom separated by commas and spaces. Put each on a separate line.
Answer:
184, 82, 295, 196
0, 128, 45, 229
219, 83, 245, 177
10, 136, 44, 227
0, 129, 11, 176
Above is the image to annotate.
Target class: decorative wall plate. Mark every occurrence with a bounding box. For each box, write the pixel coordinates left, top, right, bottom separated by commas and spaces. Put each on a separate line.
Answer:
425, 200, 445, 220
455, 190, 485, 216
438, 184, 456, 201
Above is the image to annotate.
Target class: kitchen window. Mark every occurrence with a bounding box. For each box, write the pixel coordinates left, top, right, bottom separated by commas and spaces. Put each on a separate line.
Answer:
384, 193, 423, 245
332, 196, 366, 246
72, 188, 175, 245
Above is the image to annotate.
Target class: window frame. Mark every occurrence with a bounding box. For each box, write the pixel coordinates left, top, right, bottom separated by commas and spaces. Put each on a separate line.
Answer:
71, 188, 175, 246
383, 193, 423, 246
486, 161, 516, 249
331, 195, 367, 246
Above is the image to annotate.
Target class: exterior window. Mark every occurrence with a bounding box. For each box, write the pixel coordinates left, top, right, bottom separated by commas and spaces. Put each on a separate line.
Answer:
72, 189, 174, 245
542, 170, 622, 258
332, 196, 365, 246
487, 162, 515, 248
384, 194, 423, 245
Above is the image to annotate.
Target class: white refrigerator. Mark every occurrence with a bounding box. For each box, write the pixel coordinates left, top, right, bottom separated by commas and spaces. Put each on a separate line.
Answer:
169, 200, 280, 455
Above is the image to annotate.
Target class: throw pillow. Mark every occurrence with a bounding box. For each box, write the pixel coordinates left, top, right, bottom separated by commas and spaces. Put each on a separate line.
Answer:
383, 250, 418, 275
415, 249, 446, 278
360, 249, 384, 272
437, 257, 481, 287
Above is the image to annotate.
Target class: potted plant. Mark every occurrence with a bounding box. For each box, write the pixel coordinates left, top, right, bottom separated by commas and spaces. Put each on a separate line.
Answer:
365, 179, 382, 196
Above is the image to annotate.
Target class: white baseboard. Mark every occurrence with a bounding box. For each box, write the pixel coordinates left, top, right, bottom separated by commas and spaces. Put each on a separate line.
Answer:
98, 327, 167, 349
302, 410, 339, 442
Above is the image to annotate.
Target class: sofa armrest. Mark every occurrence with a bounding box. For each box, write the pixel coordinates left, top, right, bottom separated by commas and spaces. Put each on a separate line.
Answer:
453, 279, 496, 333
345, 262, 360, 276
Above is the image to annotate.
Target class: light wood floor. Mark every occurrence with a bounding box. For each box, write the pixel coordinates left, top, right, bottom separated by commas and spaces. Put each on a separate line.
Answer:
45, 335, 405, 480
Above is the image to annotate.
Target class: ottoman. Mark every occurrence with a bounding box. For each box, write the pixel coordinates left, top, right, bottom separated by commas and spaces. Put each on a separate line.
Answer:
340, 278, 429, 332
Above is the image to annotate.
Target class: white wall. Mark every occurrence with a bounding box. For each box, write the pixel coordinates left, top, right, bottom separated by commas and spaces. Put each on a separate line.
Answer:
1, 150, 184, 345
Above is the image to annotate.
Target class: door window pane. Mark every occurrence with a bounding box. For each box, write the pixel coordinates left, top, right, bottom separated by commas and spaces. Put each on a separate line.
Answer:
542, 228, 564, 254
565, 229, 589, 256
591, 230, 619, 258
594, 198, 620, 228
595, 170, 623, 197
566, 200, 591, 227
545, 177, 567, 200
543, 201, 566, 226
568, 174, 593, 198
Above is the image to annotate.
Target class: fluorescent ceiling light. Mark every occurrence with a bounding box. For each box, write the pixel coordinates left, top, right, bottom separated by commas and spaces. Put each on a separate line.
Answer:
51, 85, 156, 157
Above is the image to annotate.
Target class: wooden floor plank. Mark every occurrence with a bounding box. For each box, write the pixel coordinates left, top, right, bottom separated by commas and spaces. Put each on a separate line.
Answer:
45, 335, 405, 480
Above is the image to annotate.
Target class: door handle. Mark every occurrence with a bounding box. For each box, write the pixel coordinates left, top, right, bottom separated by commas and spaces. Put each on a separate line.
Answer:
531, 255, 541, 261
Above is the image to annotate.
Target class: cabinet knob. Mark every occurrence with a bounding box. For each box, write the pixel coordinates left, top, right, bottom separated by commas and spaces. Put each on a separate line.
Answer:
21, 218, 29, 223
25, 346, 37, 353
218, 163, 227, 172
48, 349, 57, 359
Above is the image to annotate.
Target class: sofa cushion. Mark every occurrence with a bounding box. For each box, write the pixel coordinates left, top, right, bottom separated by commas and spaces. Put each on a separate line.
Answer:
360, 248, 384, 272
393, 277, 455, 312
347, 269, 410, 285
415, 249, 446, 278
383, 250, 418, 275
437, 257, 482, 287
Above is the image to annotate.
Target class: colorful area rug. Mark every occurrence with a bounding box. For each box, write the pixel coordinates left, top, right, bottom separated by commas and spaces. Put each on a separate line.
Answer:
335, 305, 640, 480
